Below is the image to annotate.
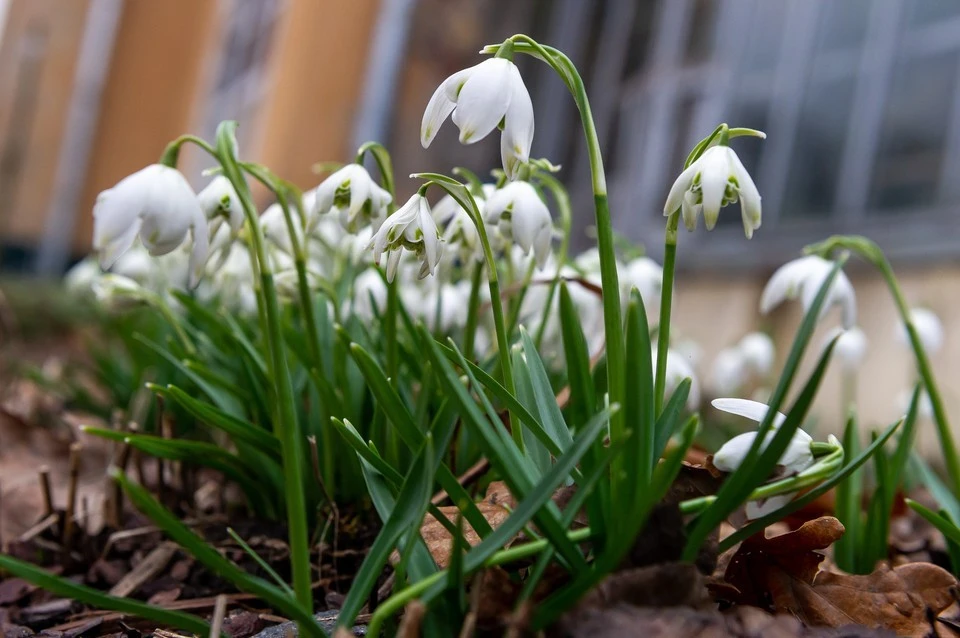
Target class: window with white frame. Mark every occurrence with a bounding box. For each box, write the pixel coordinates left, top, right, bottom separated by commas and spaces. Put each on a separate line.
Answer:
528, 0, 960, 268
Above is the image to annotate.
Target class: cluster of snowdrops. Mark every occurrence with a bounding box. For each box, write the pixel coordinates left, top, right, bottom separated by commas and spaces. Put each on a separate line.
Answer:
7, 35, 958, 637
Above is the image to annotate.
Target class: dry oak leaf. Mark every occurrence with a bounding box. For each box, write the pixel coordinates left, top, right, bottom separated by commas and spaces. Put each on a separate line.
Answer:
725, 516, 959, 635
417, 481, 515, 569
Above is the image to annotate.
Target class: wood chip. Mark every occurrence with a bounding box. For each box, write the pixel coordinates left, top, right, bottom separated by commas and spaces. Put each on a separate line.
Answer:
108, 541, 178, 598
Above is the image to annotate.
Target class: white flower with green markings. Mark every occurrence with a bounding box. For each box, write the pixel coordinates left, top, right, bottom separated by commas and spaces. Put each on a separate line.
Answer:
711, 397, 814, 519
311, 164, 392, 234
93, 164, 208, 287
485, 181, 553, 268
664, 144, 763, 238
760, 255, 856, 329
368, 193, 442, 282
421, 58, 534, 179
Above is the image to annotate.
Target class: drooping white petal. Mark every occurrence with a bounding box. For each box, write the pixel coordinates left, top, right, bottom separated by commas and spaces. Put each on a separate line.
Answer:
421, 67, 474, 147
664, 161, 699, 216
712, 431, 759, 472
698, 147, 730, 229
798, 259, 857, 328
197, 176, 244, 232
451, 58, 512, 145
712, 397, 787, 428
738, 332, 775, 377
826, 326, 868, 370
898, 307, 944, 355
730, 150, 762, 238
710, 348, 749, 396
500, 64, 534, 179
745, 494, 793, 520
759, 256, 820, 315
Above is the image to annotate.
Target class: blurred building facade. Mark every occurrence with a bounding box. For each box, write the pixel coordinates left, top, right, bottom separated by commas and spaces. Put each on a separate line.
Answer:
0, 0, 959, 448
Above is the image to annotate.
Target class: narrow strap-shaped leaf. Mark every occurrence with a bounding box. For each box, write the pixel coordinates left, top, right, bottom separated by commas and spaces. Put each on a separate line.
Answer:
422, 329, 587, 571
519, 327, 575, 453
558, 283, 596, 428
623, 289, 655, 487
653, 378, 691, 459
834, 412, 863, 572
914, 454, 960, 525
151, 384, 279, 455
886, 384, 921, 505
907, 499, 960, 546
0, 555, 214, 636
512, 347, 552, 477
337, 435, 436, 630
134, 334, 240, 414
113, 470, 327, 638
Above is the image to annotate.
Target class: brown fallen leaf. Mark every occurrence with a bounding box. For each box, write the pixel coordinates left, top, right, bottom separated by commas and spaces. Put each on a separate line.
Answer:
417, 481, 515, 569
723, 515, 959, 635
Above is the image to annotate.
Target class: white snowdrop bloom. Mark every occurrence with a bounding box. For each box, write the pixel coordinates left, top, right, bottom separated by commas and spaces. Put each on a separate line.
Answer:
198, 176, 244, 236
440, 207, 483, 264
826, 326, 868, 370
738, 332, 775, 377
92, 164, 208, 287
421, 57, 534, 179
311, 164, 392, 234
663, 144, 763, 238
711, 397, 814, 519
485, 181, 553, 269
351, 268, 388, 322
64, 258, 101, 296
620, 256, 663, 317
110, 243, 155, 284
419, 283, 468, 333
760, 255, 856, 329
653, 348, 701, 409
897, 388, 935, 421
92, 274, 145, 310
710, 347, 749, 396
368, 193, 443, 282
898, 307, 944, 355
260, 203, 304, 257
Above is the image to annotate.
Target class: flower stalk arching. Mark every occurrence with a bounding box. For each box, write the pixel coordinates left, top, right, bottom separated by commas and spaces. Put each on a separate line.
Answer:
212, 122, 314, 618
356, 141, 401, 383
412, 172, 522, 451
807, 234, 960, 495
489, 35, 624, 459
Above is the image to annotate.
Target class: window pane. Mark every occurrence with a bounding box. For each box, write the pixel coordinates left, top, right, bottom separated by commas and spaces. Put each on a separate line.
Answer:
868, 52, 957, 212
907, 0, 960, 27
740, 0, 787, 73
817, 0, 870, 52
781, 80, 855, 219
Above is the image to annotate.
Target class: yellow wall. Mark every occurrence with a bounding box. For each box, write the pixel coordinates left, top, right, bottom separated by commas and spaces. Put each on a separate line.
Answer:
0, 0, 88, 244
73, 0, 219, 252
672, 262, 960, 460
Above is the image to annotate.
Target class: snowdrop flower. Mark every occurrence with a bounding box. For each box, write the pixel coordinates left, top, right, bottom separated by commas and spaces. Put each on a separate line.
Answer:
712, 397, 814, 519
664, 144, 763, 238
897, 388, 935, 421
710, 347, 749, 396
653, 348, 700, 409
92, 164, 208, 287
826, 327, 868, 370
620, 256, 663, 317
311, 164, 392, 234
760, 255, 856, 328
898, 307, 944, 355
92, 274, 145, 310
485, 181, 553, 268
738, 332, 775, 377
421, 57, 534, 179
350, 268, 388, 322
368, 193, 442, 282
198, 176, 244, 235
65, 258, 101, 296
260, 203, 304, 258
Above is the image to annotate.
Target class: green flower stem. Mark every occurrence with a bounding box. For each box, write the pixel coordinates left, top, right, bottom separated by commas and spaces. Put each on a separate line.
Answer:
654, 213, 680, 415
679, 441, 844, 515
462, 261, 484, 360
507, 258, 537, 335
241, 165, 336, 493
366, 526, 594, 636
809, 235, 960, 495
504, 34, 624, 460
356, 142, 400, 384
214, 123, 313, 617
533, 171, 573, 349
